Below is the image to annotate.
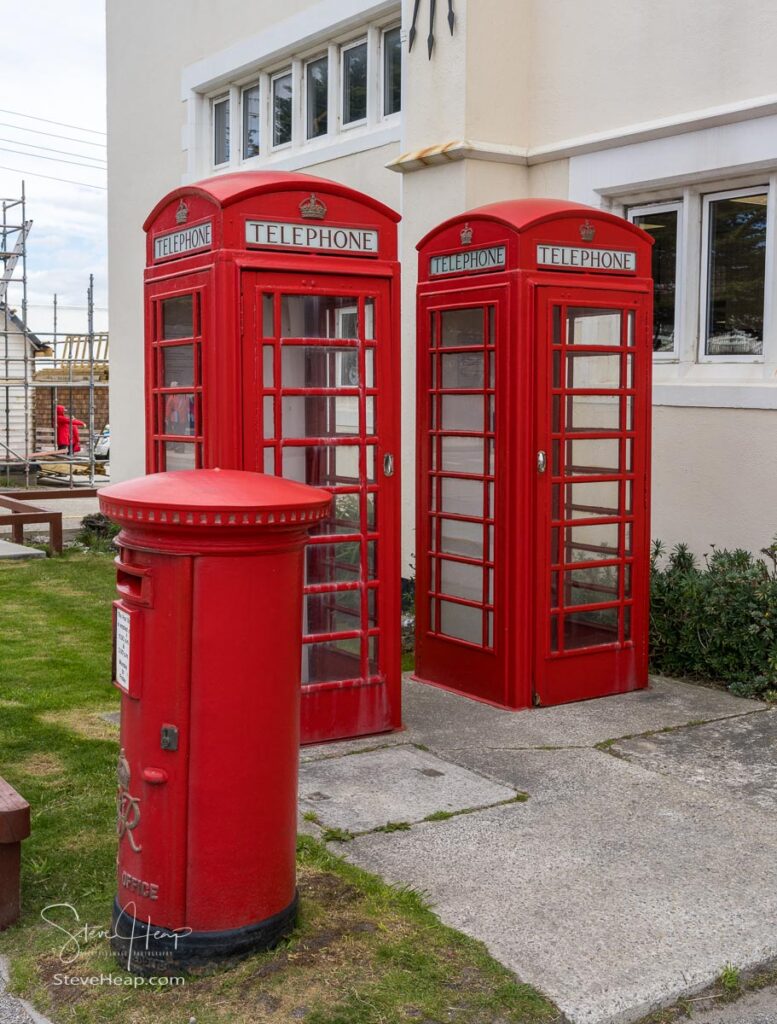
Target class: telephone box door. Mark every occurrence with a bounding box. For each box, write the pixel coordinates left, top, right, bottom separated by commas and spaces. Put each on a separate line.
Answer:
242, 271, 400, 744
415, 288, 506, 704
534, 286, 651, 705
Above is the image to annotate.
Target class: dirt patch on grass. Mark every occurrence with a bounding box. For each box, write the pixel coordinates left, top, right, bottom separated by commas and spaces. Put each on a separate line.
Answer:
38, 708, 119, 742
20, 752, 64, 777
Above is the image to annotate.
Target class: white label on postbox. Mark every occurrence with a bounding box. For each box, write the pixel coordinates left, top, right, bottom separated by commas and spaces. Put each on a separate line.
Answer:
536, 243, 637, 272
115, 608, 131, 692
429, 245, 507, 277
245, 220, 379, 254
153, 222, 213, 261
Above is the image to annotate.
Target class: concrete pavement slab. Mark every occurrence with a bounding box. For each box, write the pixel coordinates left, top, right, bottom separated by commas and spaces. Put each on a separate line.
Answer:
0, 541, 44, 560
300, 730, 407, 763
688, 986, 777, 1023
299, 744, 517, 831
403, 675, 765, 751
345, 749, 777, 1024
613, 710, 777, 813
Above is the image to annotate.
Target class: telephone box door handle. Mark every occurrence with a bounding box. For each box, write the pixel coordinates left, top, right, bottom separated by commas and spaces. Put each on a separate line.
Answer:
537, 450, 547, 474
383, 452, 395, 477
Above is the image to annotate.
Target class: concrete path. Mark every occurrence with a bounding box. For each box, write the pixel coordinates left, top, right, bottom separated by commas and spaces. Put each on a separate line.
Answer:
0, 540, 44, 561
0, 957, 51, 1024
690, 985, 777, 1023
300, 676, 777, 1024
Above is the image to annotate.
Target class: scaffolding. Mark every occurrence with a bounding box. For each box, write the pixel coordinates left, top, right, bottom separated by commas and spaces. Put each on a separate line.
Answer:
0, 184, 108, 489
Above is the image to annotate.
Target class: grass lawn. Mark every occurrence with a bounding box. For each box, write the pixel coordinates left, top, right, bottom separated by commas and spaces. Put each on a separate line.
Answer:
0, 552, 559, 1024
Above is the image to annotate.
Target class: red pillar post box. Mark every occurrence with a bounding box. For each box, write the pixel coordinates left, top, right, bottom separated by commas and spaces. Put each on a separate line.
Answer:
98, 469, 330, 973
415, 200, 654, 710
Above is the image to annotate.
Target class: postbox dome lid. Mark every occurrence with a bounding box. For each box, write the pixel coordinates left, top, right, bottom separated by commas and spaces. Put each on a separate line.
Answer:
99, 469, 332, 530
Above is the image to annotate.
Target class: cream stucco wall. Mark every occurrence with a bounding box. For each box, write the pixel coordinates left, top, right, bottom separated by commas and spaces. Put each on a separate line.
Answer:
107, 0, 777, 564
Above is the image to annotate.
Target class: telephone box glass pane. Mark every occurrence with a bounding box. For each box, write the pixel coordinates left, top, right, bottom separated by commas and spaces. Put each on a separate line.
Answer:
566, 394, 621, 433
564, 522, 619, 559
162, 346, 194, 387
567, 309, 621, 346
306, 55, 328, 139
162, 295, 194, 339
281, 296, 359, 338
566, 352, 622, 389
164, 441, 196, 471
282, 444, 366, 484
282, 396, 360, 437
272, 72, 292, 147
311, 493, 361, 535
440, 308, 484, 347
565, 480, 620, 519
281, 346, 360, 387
441, 395, 484, 431
163, 394, 195, 436
565, 565, 619, 607
564, 438, 622, 476
441, 353, 484, 389
439, 600, 481, 644
440, 560, 483, 603
441, 477, 483, 517
304, 591, 362, 635
440, 519, 482, 559
564, 608, 619, 649
342, 41, 367, 124
441, 436, 484, 475
302, 639, 360, 684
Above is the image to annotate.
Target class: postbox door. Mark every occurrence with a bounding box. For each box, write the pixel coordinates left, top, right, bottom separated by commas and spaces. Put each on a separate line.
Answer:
415, 288, 505, 704
534, 286, 651, 705
241, 272, 400, 743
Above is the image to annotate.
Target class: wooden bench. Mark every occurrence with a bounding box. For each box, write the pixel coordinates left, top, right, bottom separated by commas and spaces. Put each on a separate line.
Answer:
0, 778, 30, 930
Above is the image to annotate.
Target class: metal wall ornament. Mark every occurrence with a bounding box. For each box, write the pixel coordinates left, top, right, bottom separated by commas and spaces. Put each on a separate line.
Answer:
409, 0, 455, 58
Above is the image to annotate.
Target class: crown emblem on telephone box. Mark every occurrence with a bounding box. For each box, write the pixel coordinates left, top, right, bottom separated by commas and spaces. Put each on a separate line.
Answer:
300, 194, 327, 220
579, 219, 596, 242
175, 199, 189, 225
460, 223, 473, 245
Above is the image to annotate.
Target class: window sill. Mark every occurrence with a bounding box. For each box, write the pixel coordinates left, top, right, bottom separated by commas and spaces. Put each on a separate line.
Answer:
218, 121, 400, 174
653, 380, 777, 410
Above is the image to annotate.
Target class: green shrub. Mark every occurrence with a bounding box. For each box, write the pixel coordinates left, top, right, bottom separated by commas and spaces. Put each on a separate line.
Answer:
650, 538, 777, 698
75, 512, 120, 552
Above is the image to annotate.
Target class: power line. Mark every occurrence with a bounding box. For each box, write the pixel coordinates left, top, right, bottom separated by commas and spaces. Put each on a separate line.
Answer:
0, 108, 105, 137
0, 122, 106, 149
0, 145, 107, 172
0, 165, 106, 190
0, 137, 106, 165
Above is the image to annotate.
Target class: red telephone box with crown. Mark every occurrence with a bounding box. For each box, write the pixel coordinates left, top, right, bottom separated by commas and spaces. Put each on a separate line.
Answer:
415, 199, 653, 709
143, 172, 401, 744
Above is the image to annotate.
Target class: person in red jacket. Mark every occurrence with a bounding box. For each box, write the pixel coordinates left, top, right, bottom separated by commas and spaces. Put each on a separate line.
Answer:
55, 405, 85, 455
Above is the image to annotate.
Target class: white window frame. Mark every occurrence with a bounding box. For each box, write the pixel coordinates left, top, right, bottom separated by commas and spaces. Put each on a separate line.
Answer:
240, 80, 261, 161
340, 37, 369, 130
303, 52, 330, 142
699, 184, 771, 364
627, 201, 683, 361
212, 94, 230, 167
270, 67, 294, 152
380, 23, 402, 121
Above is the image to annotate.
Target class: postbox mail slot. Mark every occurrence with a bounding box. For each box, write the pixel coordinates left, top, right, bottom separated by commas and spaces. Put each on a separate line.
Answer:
114, 559, 153, 606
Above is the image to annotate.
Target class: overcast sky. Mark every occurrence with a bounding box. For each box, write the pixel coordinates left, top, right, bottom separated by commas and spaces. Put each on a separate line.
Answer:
0, 0, 107, 337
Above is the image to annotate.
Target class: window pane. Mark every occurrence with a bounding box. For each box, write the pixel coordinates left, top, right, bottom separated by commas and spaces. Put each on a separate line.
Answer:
282, 396, 360, 438
282, 346, 360, 388
162, 295, 193, 339
441, 353, 484, 389
440, 560, 482, 603
343, 42, 368, 124
213, 98, 229, 165
439, 600, 482, 645
242, 84, 260, 159
441, 436, 484, 475
162, 346, 194, 387
306, 56, 328, 139
565, 565, 619, 607
441, 395, 484, 431
706, 193, 766, 356
383, 27, 402, 115
632, 209, 677, 352
566, 352, 622, 389
272, 72, 292, 147
564, 608, 619, 650
439, 518, 482, 559
440, 477, 483, 517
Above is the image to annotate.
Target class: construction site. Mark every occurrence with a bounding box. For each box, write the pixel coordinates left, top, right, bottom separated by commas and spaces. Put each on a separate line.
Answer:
0, 185, 108, 554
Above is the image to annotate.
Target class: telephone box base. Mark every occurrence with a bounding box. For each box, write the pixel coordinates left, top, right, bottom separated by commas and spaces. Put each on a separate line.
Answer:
110, 893, 298, 975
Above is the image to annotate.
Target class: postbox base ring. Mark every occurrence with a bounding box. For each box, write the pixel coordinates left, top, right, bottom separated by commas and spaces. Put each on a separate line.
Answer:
110, 892, 298, 975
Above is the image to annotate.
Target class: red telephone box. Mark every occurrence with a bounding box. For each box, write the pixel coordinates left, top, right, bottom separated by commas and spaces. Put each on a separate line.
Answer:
143, 172, 401, 744
415, 199, 653, 708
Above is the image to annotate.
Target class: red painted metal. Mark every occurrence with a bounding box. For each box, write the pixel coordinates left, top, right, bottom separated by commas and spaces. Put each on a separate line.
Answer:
415, 199, 653, 709
99, 469, 330, 969
143, 172, 401, 745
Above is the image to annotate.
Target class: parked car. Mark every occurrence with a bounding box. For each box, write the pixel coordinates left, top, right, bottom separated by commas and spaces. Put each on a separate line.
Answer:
94, 424, 110, 460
